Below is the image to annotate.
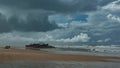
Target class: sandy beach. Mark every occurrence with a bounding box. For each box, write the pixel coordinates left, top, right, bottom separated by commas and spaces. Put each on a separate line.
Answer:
0, 48, 120, 68
0, 48, 120, 62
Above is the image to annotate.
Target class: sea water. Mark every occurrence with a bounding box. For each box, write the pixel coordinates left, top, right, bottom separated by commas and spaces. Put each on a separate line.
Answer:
40, 45, 120, 57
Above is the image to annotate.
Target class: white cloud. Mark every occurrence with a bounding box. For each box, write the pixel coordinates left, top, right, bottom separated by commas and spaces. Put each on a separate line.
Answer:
56, 33, 90, 42
37, 33, 90, 43
0, 32, 35, 45
107, 13, 120, 23
0, 31, 90, 45
82, 0, 120, 42
87, 0, 120, 31
102, 0, 120, 10
97, 38, 111, 42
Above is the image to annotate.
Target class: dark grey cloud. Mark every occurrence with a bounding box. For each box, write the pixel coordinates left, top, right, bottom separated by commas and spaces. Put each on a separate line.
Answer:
0, 13, 11, 32
0, 12, 59, 33
98, 0, 116, 6
0, 0, 106, 33
0, 0, 119, 45
0, 0, 116, 13
0, 0, 116, 33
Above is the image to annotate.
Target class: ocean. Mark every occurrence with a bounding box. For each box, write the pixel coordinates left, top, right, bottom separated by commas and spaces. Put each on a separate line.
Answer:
40, 45, 120, 57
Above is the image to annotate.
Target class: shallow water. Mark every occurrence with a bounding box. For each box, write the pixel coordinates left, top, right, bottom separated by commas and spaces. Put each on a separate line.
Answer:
0, 61, 120, 68
40, 46, 120, 57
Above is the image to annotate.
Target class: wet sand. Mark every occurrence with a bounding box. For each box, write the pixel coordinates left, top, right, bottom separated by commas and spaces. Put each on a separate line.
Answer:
0, 48, 120, 62
0, 61, 120, 68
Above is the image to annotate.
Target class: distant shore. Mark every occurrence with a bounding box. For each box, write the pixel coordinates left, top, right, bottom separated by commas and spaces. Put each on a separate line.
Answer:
0, 47, 120, 62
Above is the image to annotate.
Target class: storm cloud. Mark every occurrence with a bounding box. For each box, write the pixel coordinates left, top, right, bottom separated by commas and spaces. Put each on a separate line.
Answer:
0, 0, 115, 13
0, 0, 119, 45
0, 12, 59, 33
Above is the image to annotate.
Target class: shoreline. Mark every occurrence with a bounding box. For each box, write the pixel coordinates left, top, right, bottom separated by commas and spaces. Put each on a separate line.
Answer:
0, 48, 120, 62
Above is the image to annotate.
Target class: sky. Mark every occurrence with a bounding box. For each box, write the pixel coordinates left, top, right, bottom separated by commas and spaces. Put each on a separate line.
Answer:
0, 0, 120, 46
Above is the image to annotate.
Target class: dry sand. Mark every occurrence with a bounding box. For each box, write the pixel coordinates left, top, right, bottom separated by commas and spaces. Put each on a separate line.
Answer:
0, 48, 120, 62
